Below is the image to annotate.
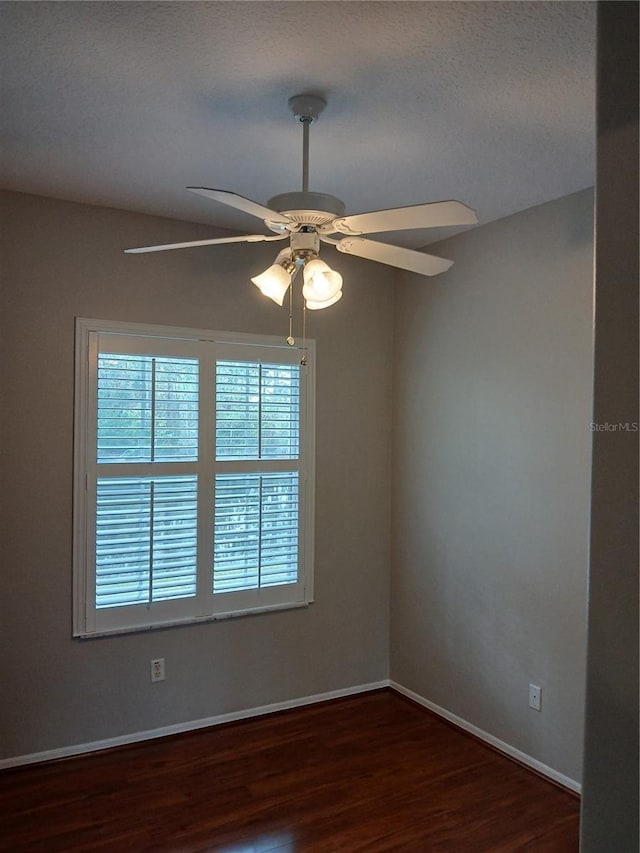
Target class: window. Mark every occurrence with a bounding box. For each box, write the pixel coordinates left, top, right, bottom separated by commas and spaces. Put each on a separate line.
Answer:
73, 319, 315, 637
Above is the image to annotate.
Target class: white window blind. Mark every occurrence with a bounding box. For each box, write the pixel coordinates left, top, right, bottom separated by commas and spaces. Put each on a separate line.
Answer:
95, 475, 198, 608
215, 361, 300, 460
97, 354, 199, 463
73, 319, 314, 637
213, 472, 299, 593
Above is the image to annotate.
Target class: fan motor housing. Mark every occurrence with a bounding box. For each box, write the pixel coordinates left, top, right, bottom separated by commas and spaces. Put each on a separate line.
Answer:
267, 192, 346, 228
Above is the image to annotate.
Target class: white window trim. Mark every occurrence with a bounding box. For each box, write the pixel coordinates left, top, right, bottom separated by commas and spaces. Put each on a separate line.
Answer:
73, 317, 315, 638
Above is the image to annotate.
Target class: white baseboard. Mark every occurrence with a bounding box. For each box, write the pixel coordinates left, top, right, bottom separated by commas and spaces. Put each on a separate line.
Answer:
390, 680, 581, 794
0, 679, 582, 794
0, 680, 389, 771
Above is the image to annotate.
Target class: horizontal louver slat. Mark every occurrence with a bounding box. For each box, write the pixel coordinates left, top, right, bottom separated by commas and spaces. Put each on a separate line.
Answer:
215, 362, 259, 460
96, 476, 198, 608
97, 354, 199, 463
213, 472, 298, 593
260, 472, 299, 587
213, 473, 260, 592
215, 361, 300, 461
260, 364, 300, 460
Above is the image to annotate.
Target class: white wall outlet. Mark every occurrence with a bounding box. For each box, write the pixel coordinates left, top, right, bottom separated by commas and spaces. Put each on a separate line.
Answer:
150, 658, 165, 682
528, 683, 542, 711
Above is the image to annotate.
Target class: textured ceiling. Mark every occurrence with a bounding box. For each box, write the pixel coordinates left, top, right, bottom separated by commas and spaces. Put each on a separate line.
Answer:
1, 1, 596, 248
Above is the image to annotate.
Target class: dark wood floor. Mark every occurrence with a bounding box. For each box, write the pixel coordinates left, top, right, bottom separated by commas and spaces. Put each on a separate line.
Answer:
0, 690, 579, 852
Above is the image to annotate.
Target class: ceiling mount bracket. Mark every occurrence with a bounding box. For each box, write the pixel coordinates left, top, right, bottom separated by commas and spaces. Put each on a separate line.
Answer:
288, 94, 326, 123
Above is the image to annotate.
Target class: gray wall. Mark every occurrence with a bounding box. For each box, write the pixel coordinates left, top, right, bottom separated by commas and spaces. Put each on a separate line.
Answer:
391, 189, 594, 784
580, 2, 639, 849
0, 190, 393, 759
1, 184, 599, 789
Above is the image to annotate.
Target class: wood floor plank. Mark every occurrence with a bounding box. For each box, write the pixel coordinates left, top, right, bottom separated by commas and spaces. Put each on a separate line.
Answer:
0, 690, 579, 851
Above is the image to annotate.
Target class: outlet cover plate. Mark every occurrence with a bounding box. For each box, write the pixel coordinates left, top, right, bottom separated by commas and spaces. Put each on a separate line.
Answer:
151, 658, 165, 682
528, 683, 541, 711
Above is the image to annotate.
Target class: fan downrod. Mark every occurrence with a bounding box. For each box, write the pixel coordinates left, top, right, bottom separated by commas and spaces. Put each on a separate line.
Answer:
263, 93, 344, 230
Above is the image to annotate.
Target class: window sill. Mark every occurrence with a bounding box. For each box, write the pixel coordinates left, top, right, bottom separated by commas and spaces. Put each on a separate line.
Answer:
74, 600, 312, 639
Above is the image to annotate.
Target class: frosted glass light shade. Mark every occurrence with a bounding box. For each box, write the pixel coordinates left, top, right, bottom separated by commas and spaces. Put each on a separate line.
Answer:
305, 290, 343, 310
251, 264, 292, 305
302, 259, 342, 302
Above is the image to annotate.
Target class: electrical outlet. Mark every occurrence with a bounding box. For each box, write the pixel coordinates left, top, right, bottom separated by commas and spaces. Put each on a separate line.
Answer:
150, 658, 165, 682
528, 683, 541, 711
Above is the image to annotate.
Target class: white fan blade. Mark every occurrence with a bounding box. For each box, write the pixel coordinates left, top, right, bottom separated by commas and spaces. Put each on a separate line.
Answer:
329, 201, 477, 236
124, 234, 286, 254
328, 236, 453, 276
187, 188, 291, 225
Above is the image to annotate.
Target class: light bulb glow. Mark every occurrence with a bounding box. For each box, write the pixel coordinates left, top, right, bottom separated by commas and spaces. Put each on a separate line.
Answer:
251, 263, 293, 305
303, 259, 331, 278
302, 259, 342, 302
305, 290, 343, 310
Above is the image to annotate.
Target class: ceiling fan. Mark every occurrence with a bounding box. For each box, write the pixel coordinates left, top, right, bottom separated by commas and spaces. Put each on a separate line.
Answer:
125, 94, 478, 310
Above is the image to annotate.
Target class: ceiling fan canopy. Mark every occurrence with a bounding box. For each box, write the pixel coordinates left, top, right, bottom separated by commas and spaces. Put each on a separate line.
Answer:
125, 94, 478, 310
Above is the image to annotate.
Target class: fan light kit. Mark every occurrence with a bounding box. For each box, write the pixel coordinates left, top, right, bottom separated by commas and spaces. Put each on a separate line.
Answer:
125, 94, 478, 338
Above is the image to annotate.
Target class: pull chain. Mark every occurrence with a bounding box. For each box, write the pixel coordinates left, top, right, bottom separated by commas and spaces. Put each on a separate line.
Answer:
287, 277, 295, 346
301, 300, 307, 366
